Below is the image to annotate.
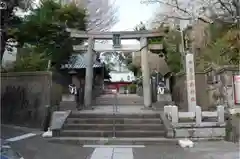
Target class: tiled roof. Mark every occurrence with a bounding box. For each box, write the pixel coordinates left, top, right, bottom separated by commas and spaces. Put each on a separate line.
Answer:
61, 54, 103, 69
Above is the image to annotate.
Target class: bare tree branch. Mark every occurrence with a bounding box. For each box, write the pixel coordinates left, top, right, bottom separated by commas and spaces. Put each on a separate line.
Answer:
144, 0, 240, 27
218, 0, 234, 16
141, 0, 192, 16
65, 0, 119, 31
152, 14, 192, 21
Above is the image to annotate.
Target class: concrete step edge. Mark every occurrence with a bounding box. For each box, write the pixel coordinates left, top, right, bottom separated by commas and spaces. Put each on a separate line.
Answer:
47, 137, 224, 143
61, 130, 165, 133
64, 123, 163, 126
47, 137, 177, 142
69, 113, 161, 116
66, 118, 162, 121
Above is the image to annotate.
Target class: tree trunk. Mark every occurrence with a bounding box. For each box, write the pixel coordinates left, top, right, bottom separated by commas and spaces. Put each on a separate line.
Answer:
0, 31, 7, 61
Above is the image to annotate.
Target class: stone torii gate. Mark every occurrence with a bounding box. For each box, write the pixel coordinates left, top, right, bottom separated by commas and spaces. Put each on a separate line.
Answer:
67, 28, 165, 108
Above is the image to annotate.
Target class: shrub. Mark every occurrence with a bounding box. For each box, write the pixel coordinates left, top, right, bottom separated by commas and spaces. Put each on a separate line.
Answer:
51, 83, 63, 106
128, 84, 137, 93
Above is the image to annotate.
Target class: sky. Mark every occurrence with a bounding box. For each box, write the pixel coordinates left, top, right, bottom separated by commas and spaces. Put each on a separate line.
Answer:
111, 0, 157, 31
111, 0, 158, 44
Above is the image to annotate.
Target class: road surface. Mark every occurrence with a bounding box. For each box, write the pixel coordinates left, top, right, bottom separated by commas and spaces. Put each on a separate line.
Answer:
1, 125, 239, 159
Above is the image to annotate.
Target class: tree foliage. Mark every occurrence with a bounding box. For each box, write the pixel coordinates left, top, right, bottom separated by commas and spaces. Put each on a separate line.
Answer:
163, 29, 183, 73
0, 0, 34, 60
12, 47, 48, 72
145, 0, 240, 72
12, 0, 86, 70
197, 27, 240, 69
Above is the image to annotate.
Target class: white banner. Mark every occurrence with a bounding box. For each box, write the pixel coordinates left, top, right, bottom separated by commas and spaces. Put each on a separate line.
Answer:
68, 85, 77, 95
157, 87, 165, 94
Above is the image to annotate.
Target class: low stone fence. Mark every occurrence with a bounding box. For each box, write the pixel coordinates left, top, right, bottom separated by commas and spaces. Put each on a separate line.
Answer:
172, 65, 239, 111
1, 71, 67, 129
163, 105, 226, 138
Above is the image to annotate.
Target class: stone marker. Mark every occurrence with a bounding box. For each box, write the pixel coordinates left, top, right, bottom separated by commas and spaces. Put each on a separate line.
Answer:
50, 111, 71, 130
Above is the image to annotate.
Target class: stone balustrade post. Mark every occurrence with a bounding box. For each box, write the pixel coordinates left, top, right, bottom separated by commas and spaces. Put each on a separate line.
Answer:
164, 105, 173, 119
217, 105, 225, 124
164, 105, 171, 115
195, 106, 202, 126
171, 105, 179, 125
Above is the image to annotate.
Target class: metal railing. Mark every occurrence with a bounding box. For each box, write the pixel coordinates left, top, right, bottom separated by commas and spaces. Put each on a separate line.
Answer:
112, 92, 118, 138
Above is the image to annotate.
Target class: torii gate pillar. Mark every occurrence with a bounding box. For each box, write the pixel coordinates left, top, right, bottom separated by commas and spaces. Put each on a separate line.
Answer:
140, 37, 152, 107
84, 37, 95, 107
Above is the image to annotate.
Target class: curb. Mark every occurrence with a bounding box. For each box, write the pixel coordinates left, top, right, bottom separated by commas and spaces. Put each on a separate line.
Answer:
1, 124, 44, 134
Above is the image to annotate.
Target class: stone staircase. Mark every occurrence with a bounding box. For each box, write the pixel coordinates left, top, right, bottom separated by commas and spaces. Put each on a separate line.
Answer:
60, 112, 164, 137
93, 94, 144, 106
50, 111, 168, 145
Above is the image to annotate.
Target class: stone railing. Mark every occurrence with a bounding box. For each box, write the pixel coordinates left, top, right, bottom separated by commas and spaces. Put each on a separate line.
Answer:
162, 105, 226, 138
164, 105, 225, 127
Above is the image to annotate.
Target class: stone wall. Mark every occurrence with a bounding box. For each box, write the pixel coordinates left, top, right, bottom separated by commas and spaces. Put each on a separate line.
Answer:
226, 115, 240, 142
205, 66, 239, 109
172, 66, 239, 110
1, 71, 59, 128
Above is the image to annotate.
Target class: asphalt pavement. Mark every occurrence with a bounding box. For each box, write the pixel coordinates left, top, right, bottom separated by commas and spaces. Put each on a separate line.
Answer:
1, 125, 94, 159
1, 125, 240, 159
1, 126, 30, 140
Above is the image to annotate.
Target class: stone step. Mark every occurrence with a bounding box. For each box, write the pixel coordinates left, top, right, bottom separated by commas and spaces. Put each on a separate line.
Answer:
95, 98, 144, 101
59, 130, 165, 138
95, 97, 143, 99
66, 118, 162, 124
94, 102, 144, 106
63, 123, 164, 130
47, 137, 179, 146
94, 97, 144, 105
59, 101, 77, 111
69, 113, 161, 119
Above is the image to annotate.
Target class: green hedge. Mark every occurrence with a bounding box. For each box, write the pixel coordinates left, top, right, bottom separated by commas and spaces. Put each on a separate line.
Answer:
51, 83, 63, 106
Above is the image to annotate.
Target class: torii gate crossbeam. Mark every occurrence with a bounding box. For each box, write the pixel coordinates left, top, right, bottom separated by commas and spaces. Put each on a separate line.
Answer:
67, 28, 165, 39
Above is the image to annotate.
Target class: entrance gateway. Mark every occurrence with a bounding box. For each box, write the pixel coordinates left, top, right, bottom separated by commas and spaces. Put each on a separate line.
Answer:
67, 28, 166, 108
